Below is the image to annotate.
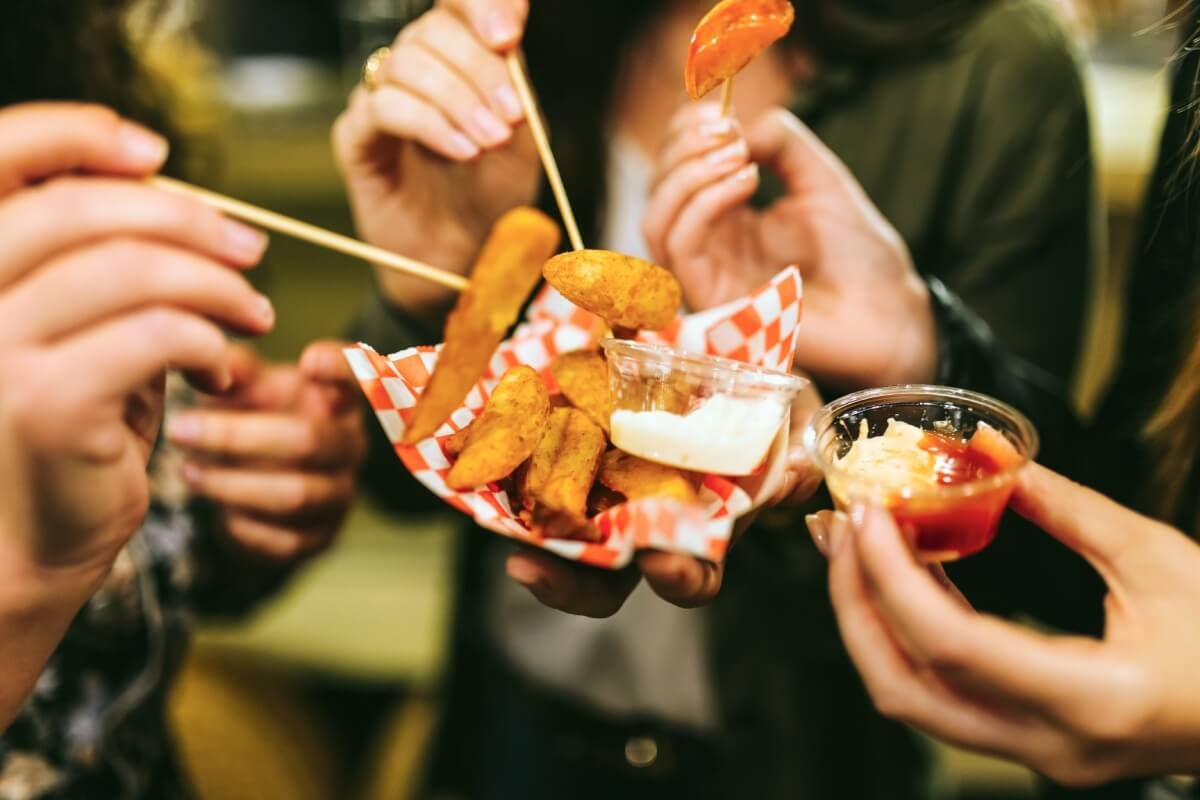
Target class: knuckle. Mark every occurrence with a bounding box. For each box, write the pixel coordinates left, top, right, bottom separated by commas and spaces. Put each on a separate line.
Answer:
1039, 746, 1113, 789
921, 637, 970, 675
869, 687, 912, 723
33, 176, 90, 219
278, 478, 312, 515
294, 423, 322, 461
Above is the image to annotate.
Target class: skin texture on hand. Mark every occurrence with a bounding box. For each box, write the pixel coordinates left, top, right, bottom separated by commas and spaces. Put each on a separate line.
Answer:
332, 0, 539, 315
166, 342, 366, 565
823, 463, 1200, 787
644, 102, 938, 390
0, 101, 272, 729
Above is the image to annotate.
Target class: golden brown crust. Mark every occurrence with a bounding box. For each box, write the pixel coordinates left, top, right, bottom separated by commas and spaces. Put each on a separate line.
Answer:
404, 207, 561, 444
445, 366, 551, 490
550, 350, 613, 434
542, 250, 681, 331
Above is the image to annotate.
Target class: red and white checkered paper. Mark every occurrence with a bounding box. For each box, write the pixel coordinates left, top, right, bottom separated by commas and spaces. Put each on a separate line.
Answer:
344, 266, 802, 570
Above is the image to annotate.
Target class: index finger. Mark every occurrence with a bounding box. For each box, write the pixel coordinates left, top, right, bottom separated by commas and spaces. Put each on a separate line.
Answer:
437, 0, 529, 51
0, 103, 167, 196
166, 410, 363, 467
506, 550, 640, 618
850, 504, 1116, 719
1011, 462, 1168, 589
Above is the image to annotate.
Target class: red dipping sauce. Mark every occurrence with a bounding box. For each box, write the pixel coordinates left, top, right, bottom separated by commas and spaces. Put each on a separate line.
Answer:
886, 429, 1017, 561
828, 421, 1024, 562
807, 387, 1038, 564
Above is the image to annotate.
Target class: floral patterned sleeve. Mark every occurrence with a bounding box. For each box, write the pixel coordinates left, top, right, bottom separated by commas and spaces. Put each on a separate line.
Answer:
0, 377, 285, 799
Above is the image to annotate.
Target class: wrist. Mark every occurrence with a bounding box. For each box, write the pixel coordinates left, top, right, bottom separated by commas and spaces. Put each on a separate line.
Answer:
0, 535, 113, 620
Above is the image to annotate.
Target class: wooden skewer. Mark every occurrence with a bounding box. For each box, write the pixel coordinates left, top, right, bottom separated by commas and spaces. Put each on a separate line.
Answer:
150, 176, 470, 292
505, 52, 585, 253
720, 78, 734, 117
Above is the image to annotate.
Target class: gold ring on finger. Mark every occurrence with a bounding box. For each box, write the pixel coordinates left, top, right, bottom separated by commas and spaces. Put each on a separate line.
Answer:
362, 46, 391, 91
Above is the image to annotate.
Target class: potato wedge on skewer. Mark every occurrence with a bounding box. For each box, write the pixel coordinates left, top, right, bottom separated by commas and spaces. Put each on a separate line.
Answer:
404, 207, 560, 444
543, 250, 682, 331
446, 366, 551, 490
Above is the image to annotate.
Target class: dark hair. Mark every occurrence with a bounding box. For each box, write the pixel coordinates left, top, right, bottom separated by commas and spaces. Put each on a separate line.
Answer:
0, 0, 181, 171
517, 1, 983, 243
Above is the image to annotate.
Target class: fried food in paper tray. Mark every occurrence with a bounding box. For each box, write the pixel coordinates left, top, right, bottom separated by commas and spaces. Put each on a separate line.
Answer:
343, 265, 802, 570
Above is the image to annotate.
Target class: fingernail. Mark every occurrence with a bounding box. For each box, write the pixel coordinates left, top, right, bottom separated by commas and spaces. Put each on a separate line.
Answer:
731, 163, 759, 183
445, 131, 480, 160
506, 557, 541, 587
224, 220, 268, 261
493, 85, 523, 122
699, 118, 735, 138
167, 415, 202, 445
828, 511, 852, 558
119, 122, 169, 165
471, 106, 511, 145
256, 294, 276, 328
849, 502, 869, 529
181, 461, 203, 485
483, 9, 518, 46
806, 514, 829, 557
706, 140, 748, 166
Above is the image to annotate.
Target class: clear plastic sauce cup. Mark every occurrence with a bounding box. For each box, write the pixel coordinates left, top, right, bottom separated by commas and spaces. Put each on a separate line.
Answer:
601, 339, 809, 477
803, 385, 1038, 562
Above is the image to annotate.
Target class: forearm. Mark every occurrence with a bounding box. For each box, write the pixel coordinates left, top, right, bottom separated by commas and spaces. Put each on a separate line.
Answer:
0, 544, 109, 729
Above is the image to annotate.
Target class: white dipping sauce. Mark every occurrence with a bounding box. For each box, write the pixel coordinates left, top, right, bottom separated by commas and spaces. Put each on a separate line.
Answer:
610, 393, 784, 475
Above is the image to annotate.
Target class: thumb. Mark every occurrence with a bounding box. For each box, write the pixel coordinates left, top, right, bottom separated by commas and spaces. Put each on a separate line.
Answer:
745, 108, 883, 222
224, 344, 263, 391
439, 0, 529, 50
300, 340, 360, 417
1011, 462, 1165, 590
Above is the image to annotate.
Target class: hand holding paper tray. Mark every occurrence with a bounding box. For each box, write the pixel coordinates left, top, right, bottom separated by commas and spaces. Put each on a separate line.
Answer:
344, 266, 803, 570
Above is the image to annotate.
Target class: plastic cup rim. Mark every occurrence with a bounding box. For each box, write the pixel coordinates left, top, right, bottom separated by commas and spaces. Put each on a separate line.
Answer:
802, 384, 1040, 503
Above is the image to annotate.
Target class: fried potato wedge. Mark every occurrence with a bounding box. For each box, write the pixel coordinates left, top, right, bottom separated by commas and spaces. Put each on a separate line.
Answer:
446, 366, 550, 490
523, 407, 607, 540
598, 451, 700, 504
519, 407, 571, 511
443, 422, 473, 458
542, 250, 681, 331
404, 207, 561, 444
550, 350, 613, 434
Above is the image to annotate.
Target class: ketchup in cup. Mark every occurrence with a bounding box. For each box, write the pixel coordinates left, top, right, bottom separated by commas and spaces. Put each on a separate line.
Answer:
804, 386, 1038, 562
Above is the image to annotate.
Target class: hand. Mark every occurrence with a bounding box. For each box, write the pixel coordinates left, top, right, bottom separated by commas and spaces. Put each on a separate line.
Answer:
644, 103, 938, 390
333, 0, 540, 313
825, 463, 1200, 787
504, 372, 827, 617
0, 103, 272, 577
504, 547, 725, 619
166, 342, 366, 563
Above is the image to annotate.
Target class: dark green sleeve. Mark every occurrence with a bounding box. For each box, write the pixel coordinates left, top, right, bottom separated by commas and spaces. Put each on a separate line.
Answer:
934, 0, 1098, 388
